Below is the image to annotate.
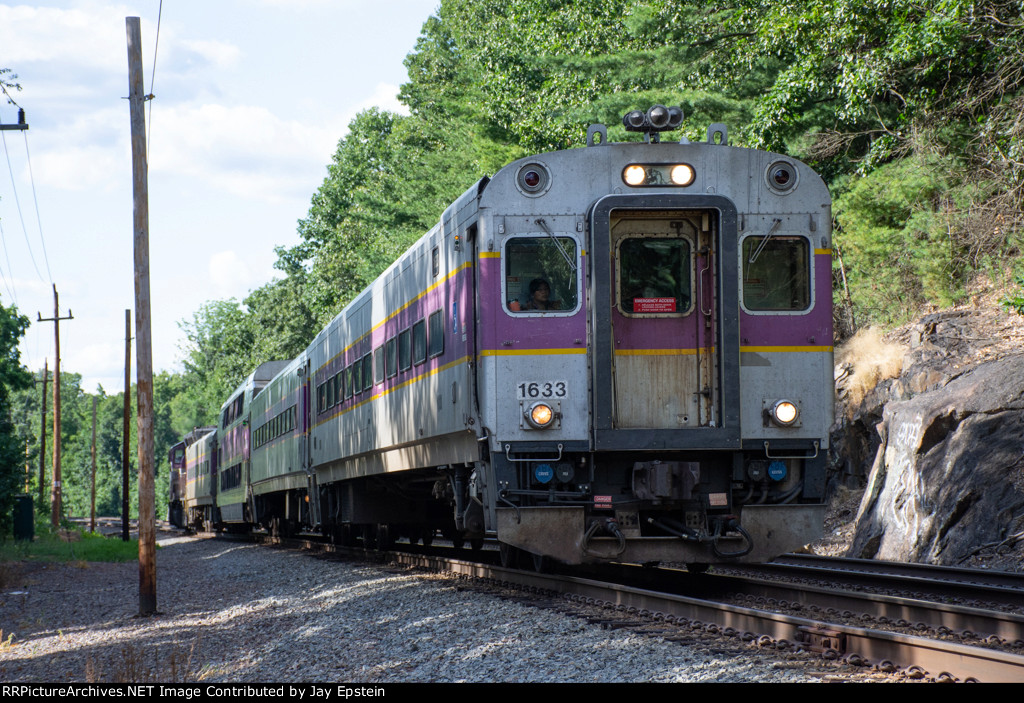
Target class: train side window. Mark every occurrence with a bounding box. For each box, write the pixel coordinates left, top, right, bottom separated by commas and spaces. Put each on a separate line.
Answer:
327, 375, 337, 408
345, 366, 354, 400
504, 235, 579, 313
374, 346, 385, 383
412, 319, 426, 365
317, 384, 326, 413
617, 236, 692, 315
428, 310, 444, 357
363, 354, 373, 391
741, 236, 810, 311
398, 328, 412, 371
386, 337, 397, 378
352, 361, 362, 396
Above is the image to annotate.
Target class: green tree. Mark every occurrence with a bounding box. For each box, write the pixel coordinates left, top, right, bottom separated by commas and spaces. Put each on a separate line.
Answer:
0, 297, 32, 535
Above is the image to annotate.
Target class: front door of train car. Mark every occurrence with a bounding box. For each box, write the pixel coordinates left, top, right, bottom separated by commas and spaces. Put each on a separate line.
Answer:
590, 196, 741, 450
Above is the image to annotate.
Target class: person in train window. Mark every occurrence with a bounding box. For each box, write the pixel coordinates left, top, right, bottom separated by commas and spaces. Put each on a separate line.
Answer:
522, 278, 561, 311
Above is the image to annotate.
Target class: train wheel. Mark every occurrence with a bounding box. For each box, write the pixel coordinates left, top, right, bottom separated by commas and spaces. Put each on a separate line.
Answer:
687, 562, 709, 574
531, 552, 549, 573
421, 530, 434, 547
451, 535, 465, 550
470, 538, 484, 551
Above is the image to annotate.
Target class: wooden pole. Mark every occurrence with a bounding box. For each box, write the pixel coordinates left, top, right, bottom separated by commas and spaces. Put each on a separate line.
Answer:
38, 286, 72, 527
38, 361, 47, 506
90, 396, 97, 533
123, 309, 131, 542
127, 16, 156, 615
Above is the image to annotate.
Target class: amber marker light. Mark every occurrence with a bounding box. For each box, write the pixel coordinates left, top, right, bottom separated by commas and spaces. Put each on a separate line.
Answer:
526, 401, 555, 429
623, 164, 647, 186
670, 164, 695, 186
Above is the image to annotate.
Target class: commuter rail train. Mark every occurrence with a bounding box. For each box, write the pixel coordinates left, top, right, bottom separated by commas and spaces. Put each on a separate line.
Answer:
169, 107, 833, 569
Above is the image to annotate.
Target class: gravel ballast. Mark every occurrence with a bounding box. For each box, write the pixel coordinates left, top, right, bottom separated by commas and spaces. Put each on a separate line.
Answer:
1, 534, 875, 683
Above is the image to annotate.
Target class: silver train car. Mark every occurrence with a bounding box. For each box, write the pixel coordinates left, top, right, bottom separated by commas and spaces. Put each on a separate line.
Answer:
177, 110, 833, 568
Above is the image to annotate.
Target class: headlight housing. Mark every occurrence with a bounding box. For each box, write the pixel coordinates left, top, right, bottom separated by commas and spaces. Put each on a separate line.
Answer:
524, 401, 556, 429
769, 399, 799, 427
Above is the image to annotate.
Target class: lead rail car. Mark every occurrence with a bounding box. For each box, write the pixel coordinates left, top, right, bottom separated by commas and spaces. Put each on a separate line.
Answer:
175, 109, 833, 568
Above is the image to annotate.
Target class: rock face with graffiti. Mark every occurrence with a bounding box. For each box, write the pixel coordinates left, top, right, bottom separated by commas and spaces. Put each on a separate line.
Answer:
836, 309, 1024, 566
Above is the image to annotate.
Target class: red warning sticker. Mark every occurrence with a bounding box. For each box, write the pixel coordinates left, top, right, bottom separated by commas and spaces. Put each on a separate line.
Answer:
634, 297, 677, 313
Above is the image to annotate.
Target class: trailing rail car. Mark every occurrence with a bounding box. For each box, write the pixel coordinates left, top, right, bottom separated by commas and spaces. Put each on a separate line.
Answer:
167, 425, 215, 528
174, 109, 833, 568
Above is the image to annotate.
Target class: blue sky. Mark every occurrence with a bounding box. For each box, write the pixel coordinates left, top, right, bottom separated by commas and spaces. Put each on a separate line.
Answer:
0, 0, 439, 392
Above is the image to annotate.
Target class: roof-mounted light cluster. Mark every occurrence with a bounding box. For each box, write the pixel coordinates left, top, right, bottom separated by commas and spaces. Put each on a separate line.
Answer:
622, 105, 684, 141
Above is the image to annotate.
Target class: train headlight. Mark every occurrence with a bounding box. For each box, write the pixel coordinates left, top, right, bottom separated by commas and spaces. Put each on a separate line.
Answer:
670, 164, 695, 186
525, 401, 556, 429
624, 164, 647, 186
623, 163, 696, 188
770, 400, 799, 427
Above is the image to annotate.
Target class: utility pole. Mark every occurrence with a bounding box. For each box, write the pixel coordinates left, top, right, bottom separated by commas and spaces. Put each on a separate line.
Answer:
90, 396, 97, 533
38, 285, 72, 527
127, 16, 156, 615
0, 108, 28, 132
37, 361, 48, 506
122, 309, 131, 542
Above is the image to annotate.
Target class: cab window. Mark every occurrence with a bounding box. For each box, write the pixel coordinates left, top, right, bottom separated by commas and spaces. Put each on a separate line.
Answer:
504, 236, 578, 313
617, 237, 691, 315
742, 236, 810, 311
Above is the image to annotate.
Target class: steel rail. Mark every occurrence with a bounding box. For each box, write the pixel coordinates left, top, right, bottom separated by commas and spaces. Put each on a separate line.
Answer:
389, 551, 1024, 683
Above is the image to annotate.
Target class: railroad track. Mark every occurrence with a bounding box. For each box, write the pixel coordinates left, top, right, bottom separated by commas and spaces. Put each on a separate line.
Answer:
241, 532, 1024, 682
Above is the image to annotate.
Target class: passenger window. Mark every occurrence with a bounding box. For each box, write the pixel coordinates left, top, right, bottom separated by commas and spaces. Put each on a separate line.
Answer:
617, 237, 692, 315
742, 236, 810, 311
398, 328, 412, 371
374, 346, 385, 383
363, 354, 373, 391
326, 375, 337, 408
504, 236, 578, 313
386, 337, 397, 378
412, 320, 426, 365
428, 310, 444, 357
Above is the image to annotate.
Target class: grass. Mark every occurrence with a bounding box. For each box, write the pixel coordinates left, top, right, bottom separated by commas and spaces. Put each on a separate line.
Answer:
0, 521, 143, 564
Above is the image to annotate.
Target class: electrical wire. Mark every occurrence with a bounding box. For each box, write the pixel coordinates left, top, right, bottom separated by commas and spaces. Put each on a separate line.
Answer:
0, 129, 45, 281
0, 218, 18, 303
146, 0, 164, 161
22, 132, 52, 282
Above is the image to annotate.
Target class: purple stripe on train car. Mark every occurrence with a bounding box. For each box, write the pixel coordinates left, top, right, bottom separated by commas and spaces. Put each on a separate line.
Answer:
313, 266, 476, 416
738, 254, 833, 346
476, 256, 587, 350
314, 265, 475, 384
608, 314, 703, 350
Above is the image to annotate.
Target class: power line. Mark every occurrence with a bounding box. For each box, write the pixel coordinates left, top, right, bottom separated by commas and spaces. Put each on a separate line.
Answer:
0, 128, 45, 281
146, 0, 164, 161
0, 218, 18, 303
22, 131, 53, 282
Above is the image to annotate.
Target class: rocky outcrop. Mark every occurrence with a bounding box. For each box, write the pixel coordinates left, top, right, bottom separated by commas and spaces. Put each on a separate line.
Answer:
833, 308, 1024, 566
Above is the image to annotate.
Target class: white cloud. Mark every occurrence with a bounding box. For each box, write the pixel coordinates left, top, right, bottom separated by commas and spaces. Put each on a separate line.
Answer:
0, 3, 151, 72
208, 250, 256, 298
147, 101, 344, 202
179, 39, 242, 68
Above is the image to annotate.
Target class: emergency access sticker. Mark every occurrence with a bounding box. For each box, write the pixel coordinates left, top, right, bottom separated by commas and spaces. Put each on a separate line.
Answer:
594, 495, 613, 509
633, 297, 676, 313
